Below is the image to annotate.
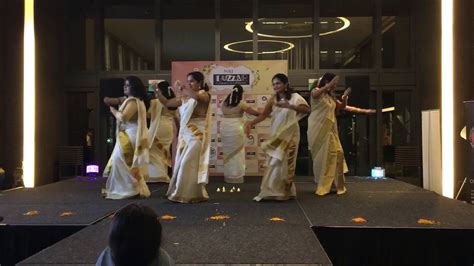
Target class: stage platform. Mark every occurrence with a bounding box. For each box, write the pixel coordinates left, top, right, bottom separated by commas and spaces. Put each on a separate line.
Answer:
0, 176, 473, 265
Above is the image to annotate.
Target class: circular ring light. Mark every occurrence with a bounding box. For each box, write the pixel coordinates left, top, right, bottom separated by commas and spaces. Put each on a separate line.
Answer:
245, 17, 351, 39
223, 40, 295, 54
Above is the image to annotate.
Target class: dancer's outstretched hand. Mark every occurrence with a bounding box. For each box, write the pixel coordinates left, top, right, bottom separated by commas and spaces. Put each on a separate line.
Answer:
342, 87, 352, 100
109, 106, 117, 113
175, 80, 184, 92
244, 121, 253, 136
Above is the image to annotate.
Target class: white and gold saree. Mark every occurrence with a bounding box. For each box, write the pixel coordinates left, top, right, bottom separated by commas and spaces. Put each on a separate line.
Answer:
166, 91, 212, 203
220, 101, 249, 183
254, 93, 309, 201
308, 93, 348, 196
103, 97, 151, 199
147, 99, 175, 183
221, 117, 245, 183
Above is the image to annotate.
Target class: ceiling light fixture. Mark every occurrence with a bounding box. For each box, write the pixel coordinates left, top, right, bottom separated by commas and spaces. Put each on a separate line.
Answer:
223, 40, 295, 54
244, 17, 351, 39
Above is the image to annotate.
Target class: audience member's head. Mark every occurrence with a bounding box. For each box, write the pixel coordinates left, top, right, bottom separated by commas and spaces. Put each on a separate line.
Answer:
109, 204, 162, 266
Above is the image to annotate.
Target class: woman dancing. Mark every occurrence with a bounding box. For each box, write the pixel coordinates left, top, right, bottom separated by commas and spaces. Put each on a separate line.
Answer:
220, 85, 260, 184
245, 73, 310, 201
103, 76, 151, 199
147, 81, 178, 183
308, 73, 351, 196
155, 71, 212, 203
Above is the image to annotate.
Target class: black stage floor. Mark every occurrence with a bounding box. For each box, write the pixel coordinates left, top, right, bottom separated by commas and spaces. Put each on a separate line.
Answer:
1, 176, 473, 265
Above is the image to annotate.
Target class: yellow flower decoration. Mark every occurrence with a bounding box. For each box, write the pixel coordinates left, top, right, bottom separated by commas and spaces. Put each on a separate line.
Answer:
23, 210, 39, 216
160, 215, 177, 220
351, 217, 367, 223
208, 215, 230, 220
269, 217, 286, 222
417, 219, 440, 225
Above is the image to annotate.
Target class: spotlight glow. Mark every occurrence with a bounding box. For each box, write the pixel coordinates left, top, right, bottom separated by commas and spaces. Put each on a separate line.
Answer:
86, 164, 100, 175
23, 0, 35, 188
441, 0, 454, 198
371, 167, 385, 179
